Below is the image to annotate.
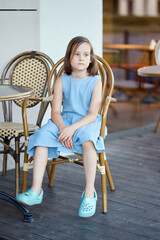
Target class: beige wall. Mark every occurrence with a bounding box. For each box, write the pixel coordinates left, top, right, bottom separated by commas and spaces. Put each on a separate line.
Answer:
39, 0, 103, 125
0, 0, 103, 124
0, 0, 103, 171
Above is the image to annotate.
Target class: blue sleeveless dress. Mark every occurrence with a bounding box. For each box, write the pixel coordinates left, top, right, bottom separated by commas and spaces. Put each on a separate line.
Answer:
27, 74, 107, 158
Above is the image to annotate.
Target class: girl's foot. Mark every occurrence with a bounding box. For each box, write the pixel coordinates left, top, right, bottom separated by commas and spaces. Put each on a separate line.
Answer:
16, 189, 43, 206
78, 190, 97, 218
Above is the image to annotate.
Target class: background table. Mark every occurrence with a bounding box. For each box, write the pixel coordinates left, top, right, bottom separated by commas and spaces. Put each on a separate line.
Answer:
137, 65, 160, 77
103, 43, 154, 65
103, 43, 154, 81
0, 84, 34, 222
103, 44, 155, 102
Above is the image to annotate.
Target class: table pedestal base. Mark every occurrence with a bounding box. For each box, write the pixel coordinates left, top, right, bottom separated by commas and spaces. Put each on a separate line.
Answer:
142, 92, 160, 103
0, 191, 34, 222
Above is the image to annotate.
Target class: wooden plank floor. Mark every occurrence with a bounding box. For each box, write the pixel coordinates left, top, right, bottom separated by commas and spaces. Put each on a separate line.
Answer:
0, 129, 160, 240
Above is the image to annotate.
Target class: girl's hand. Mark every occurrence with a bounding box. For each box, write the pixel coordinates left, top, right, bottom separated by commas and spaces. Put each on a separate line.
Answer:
62, 137, 73, 149
57, 125, 75, 144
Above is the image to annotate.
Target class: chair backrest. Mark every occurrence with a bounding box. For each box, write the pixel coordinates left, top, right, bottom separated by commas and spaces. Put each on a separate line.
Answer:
155, 40, 160, 65
1, 51, 54, 123
48, 55, 115, 138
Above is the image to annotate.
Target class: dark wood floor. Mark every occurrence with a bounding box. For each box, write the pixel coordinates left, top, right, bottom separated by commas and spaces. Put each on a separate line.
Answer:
0, 128, 160, 240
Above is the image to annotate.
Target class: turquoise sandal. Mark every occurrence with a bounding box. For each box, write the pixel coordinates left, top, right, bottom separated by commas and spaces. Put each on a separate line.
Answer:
78, 191, 97, 218
16, 189, 43, 206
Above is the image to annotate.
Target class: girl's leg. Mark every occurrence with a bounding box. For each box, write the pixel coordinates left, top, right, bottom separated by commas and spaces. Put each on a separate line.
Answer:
31, 146, 48, 195
82, 141, 97, 198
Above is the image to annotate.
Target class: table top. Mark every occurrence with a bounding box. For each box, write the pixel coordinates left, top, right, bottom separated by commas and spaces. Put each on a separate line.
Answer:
137, 65, 160, 77
0, 85, 34, 101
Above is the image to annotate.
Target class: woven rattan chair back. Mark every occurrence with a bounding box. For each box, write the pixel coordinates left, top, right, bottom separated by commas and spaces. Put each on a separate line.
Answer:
1, 51, 54, 123
10, 56, 49, 108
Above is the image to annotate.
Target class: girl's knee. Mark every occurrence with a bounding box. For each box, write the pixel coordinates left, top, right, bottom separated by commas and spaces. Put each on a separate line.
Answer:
34, 146, 48, 156
82, 141, 95, 150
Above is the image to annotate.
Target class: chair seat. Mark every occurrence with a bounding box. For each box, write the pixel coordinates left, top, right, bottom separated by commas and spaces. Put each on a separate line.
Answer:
0, 122, 38, 137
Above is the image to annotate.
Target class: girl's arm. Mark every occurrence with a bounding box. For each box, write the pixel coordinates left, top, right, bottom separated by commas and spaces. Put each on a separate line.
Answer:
51, 77, 65, 131
52, 77, 73, 149
58, 80, 102, 142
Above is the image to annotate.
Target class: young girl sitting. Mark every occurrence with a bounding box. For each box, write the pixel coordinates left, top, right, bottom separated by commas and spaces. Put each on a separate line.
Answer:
16, 36, 106, 218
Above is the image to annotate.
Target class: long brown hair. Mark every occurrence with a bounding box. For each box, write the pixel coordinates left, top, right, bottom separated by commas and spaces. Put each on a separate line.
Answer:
64, 36, 98, 76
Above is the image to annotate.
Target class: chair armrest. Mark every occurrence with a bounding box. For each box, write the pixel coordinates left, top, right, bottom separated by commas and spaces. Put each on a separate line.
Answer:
22, 95, 53, 138
28, 95, 53, 102
105, 96, 117, 103
102, 96, 117, 120
42, 95, 53, 102
102, 97, 117, 121
100, 96, 117, 138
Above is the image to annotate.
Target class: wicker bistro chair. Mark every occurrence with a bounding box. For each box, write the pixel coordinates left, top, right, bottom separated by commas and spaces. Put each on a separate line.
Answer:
154, 40, 160, 132
22, 55, 116, 213
0, 51, 54, 196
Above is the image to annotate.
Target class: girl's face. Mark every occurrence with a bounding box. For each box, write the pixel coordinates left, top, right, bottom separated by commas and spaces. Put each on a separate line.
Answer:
70, 42, 91, 72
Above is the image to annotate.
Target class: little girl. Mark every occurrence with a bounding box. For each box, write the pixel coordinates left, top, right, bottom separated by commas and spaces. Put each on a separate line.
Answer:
16, 36, 106, 218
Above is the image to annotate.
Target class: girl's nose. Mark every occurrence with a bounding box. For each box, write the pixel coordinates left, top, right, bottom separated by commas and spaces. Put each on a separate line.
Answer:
80, 54, 84, 60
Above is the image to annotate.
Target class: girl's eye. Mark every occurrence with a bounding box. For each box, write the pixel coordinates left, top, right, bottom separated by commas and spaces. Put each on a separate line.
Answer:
84, 54, 89, 57
75, 53, 79, 56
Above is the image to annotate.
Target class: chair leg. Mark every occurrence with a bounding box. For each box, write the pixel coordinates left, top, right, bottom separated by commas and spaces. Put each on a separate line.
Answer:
15, 162, 20, 196
104, 153, 115, 191
101, 174, 107, 213
154, 116, 160, 133
22, 146, 28, 193
22, 171, 28, 193
2, 150, 7, 176
2, 138, 10, 176
48, 158, 57, 187
46, 165, 51, 179
15, 137, 20, 196
99, 152, 107, 213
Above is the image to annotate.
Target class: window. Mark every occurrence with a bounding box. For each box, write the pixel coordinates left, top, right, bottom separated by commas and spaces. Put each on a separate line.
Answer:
128, 0, 133, 15
158, 0, 160, 15
113, 0, 118, 14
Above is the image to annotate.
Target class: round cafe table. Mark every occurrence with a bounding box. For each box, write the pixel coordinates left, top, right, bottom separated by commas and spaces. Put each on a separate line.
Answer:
0, 84, 34, 101
0, 84, 34, 222
137, 65, 160, 103
137, 65, 160, 78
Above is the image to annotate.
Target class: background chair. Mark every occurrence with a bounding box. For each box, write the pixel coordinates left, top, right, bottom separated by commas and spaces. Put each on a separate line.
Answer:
22, 55, 116, 213
154, 40, 160, 132
103, 42, 156, 103
0, 51, 54, 196
103, 41, 157, 124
